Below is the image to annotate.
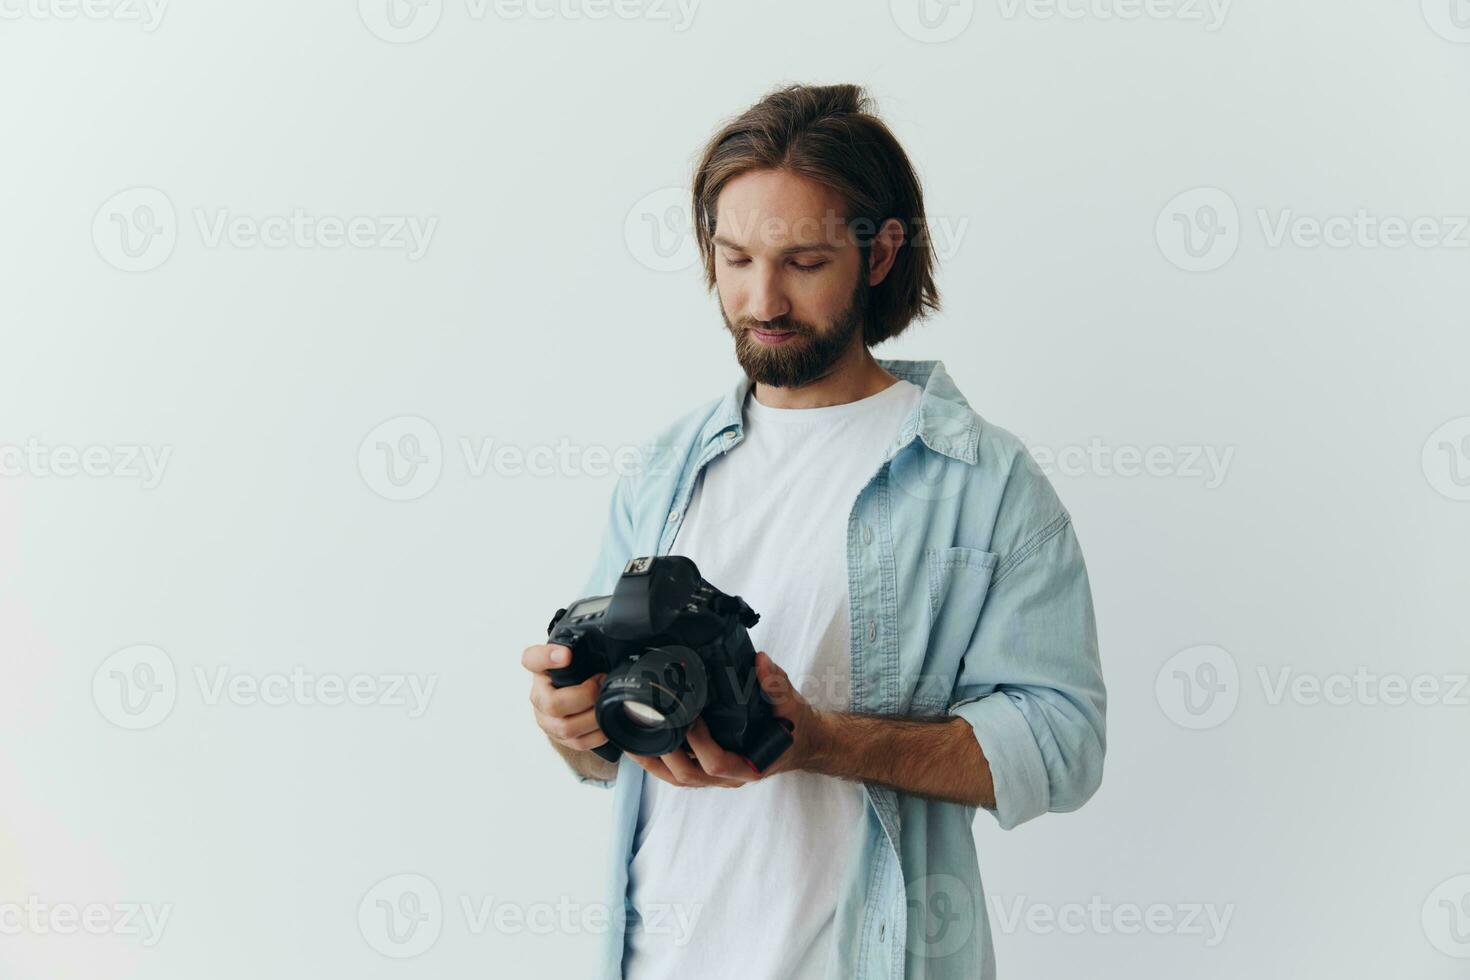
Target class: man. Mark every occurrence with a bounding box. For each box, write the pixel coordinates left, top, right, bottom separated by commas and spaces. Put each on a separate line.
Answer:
522, 83, 1107, 979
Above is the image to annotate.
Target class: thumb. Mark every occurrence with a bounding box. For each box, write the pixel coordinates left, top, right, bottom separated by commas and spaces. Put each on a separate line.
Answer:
755, 651, 793, 702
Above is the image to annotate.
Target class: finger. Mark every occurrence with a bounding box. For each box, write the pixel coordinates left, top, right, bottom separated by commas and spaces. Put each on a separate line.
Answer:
538, 705, 603, 743
686, 718, 757, 781
756, 652, 797, 707
628, 753, 681, 787
563, 728, 609, 752
661, 742, 743, 788
530, 672, 605, 716
521, 643, 573, 672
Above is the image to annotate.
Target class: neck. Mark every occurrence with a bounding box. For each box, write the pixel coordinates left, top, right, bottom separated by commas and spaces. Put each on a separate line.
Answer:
752, 342, 898, 410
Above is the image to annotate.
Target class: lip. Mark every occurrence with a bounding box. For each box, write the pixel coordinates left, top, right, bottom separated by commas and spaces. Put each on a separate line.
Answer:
750, 329, 798, 345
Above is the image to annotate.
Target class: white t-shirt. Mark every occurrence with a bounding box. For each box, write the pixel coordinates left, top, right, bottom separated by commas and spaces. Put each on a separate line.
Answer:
623, 377, 924, 980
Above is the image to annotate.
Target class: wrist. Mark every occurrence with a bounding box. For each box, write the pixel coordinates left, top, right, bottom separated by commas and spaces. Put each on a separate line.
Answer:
794, 708, 839, 774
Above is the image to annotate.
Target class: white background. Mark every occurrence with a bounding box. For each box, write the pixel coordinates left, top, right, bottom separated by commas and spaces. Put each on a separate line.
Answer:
1, 0, 1468, 977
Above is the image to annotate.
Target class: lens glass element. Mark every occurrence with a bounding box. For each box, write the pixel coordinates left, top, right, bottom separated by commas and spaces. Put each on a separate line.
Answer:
622, 701, 666, 728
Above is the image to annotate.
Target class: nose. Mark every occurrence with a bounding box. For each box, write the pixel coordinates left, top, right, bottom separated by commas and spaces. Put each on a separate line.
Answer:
747, 266, 790, 323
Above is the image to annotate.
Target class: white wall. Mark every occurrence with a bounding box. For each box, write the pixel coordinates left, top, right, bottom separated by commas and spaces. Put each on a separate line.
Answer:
1, 0, 1467, 976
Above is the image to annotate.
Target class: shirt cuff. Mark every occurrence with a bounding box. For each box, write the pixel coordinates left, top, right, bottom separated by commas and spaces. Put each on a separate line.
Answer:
948, 692, 1049, 830
575, 770, 616, 790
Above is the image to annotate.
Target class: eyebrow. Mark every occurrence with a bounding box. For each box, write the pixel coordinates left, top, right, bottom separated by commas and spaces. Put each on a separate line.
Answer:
712, 235, 841, 255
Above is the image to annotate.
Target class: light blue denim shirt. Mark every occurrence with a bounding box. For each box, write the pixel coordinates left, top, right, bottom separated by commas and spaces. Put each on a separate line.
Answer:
571, 359, 1107, 979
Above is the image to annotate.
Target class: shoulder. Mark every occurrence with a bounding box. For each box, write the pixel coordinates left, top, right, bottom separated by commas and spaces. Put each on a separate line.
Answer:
616, 391, 727, 498
969, 413, 1074, 574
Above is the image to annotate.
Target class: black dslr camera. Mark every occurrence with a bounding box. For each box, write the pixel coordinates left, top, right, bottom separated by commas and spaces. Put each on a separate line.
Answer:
545, 555, 792, 772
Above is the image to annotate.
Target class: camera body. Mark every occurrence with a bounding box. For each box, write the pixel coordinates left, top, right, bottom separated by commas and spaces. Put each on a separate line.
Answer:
545, 555, 793, 772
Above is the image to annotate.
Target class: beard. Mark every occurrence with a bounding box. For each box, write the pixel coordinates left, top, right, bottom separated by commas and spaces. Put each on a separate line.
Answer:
722, 270, 871, 389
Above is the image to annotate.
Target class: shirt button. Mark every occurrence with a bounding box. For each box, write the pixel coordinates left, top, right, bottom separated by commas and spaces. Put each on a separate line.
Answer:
878, 922, 886, 942
868, 620, 877, 643
667, 510, 679, 524
862, 524, 873, 546
723, 430, 735, 440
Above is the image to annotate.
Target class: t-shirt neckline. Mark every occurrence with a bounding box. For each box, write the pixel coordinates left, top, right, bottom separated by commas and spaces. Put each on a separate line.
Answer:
743, 378, 917, 426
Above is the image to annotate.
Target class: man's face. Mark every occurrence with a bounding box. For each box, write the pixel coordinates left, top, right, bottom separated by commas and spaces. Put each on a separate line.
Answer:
713, 168, 871, 389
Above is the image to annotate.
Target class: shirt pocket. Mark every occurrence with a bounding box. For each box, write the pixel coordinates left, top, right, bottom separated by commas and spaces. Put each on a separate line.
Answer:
908, 545, 999, 713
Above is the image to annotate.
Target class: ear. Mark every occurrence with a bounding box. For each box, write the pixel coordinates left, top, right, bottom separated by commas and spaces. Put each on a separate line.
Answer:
866, 217, 906, 287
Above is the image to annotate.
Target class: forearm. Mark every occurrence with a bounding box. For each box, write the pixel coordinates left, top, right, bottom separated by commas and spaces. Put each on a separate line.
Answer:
801, 711, 995, 808
549, 736, 619, 784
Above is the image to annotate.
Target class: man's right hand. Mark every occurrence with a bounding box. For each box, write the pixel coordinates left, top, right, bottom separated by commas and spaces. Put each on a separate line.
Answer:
523, 643, 609, 752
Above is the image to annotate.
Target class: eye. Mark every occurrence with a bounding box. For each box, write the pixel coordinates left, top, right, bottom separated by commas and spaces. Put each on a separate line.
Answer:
723, 256, 750, 267
792, 261, 827, 273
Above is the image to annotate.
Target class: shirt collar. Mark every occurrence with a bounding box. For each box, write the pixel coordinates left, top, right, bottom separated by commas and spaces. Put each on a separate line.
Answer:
698, 358, 982, 465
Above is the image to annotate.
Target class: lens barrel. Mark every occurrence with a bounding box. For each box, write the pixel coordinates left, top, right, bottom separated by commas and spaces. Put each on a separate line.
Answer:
595, 645, 709, 756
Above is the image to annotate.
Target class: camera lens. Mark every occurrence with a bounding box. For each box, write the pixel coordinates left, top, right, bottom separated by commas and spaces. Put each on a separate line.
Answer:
595, 645, 709, 756
622, 702, 666, 728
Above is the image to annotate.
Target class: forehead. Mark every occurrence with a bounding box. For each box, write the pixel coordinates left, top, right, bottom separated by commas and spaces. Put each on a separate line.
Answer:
713, 168, 850, 251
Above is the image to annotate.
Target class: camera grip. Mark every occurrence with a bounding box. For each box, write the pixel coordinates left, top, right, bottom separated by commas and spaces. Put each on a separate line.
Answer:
743, 718, 794, 773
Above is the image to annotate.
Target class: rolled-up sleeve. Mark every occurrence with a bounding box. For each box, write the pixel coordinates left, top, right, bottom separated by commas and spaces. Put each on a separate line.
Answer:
947, 514, 1107, 830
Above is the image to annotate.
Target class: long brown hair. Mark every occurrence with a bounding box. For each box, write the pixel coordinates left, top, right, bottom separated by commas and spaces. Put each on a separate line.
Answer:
691, 83, 942, 346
